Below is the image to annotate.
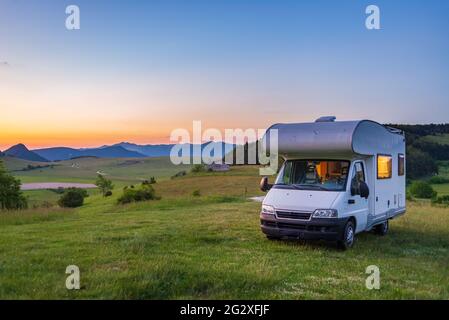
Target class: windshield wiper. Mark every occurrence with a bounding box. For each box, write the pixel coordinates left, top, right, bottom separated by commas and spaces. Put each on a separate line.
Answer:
273, 183, 304, 190
293, 184, 330, 191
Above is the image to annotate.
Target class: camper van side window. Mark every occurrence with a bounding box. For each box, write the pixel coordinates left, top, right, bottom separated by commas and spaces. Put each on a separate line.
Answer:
351, 162, 365, 195
398, 154, 405, 176
377, 155, 392, 179
354, 162, 365, 182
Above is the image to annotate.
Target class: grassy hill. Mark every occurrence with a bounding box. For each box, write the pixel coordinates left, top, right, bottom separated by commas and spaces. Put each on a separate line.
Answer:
0, 165, 448, 299
421, 133, 449, 146
3, 156, 191, 185
1, 156, 50, 172
2, 155, 192, 208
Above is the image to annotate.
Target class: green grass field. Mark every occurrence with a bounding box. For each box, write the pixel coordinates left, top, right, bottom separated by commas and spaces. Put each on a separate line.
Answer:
3, 156, 191, 185
421, 133, 449, 145
431, 162, 449, 196
0, 161, 448, 299
2, 156, 192, 207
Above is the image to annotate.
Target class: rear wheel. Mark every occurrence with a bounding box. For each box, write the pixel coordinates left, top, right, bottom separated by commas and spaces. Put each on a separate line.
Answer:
337, 220, 355, 250
374, 220, 389, 236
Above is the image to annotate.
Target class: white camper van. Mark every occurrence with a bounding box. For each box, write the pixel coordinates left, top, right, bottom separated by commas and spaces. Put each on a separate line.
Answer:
259, 117, 406, 249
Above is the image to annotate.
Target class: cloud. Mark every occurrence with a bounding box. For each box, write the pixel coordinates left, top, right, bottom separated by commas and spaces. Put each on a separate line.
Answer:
0, 61, 10, 67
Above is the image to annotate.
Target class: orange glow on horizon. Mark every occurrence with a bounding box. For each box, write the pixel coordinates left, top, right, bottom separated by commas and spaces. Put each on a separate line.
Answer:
0, 119, 277, 151
0, 132, 173, 151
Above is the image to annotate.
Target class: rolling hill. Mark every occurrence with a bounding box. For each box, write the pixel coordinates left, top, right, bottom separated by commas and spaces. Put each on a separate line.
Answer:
4, 155, 191, 185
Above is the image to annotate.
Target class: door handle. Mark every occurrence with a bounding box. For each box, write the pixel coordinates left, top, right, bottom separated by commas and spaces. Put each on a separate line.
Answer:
348, 199, 355, 204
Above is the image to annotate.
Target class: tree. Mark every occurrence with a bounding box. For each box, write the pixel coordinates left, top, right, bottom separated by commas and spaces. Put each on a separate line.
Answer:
117, 183, 159, 205
0, 160, 28, 210
58, 188, 86, 208
409, 181, 437, 199
95, 174, 114, 197
406, 147, 438, 179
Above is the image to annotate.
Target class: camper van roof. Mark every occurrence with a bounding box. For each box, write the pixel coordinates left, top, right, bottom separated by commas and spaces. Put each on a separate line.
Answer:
264, 119, 405, 159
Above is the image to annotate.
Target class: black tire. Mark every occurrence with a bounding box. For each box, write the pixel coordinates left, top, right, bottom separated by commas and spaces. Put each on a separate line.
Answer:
337, 220, 355, 250
374, 220, 389, 236
266, 235, 280, 240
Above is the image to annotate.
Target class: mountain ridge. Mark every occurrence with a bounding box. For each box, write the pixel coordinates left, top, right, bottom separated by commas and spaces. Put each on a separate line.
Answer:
33, 145, 146, 161
4, 144, 49, 162
1, 141, 238, 162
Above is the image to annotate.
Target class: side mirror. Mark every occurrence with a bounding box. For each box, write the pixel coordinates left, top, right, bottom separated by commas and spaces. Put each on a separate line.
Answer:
260, 177, 272, 192
359, 181, 370, 199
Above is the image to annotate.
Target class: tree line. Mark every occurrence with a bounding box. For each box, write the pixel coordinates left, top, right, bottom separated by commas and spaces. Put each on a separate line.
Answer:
388, 124, 449, 179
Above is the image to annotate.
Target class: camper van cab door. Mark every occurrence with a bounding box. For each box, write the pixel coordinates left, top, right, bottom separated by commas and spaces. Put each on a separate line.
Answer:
346, 161, 369, 233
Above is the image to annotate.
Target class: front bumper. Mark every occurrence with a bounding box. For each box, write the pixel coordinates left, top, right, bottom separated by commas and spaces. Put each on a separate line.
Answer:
260, 213, 349, 241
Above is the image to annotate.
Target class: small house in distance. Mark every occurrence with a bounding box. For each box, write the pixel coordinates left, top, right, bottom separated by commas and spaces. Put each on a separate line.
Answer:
207, 162, 230, 172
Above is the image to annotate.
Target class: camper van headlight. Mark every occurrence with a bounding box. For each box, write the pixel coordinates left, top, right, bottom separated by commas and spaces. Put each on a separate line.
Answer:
312, 209, 338, 218
261, 205, 275, 215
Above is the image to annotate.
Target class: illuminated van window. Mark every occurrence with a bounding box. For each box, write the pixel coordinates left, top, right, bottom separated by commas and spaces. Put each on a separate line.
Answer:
398, 154, 405, 176
377, 155, 392, 179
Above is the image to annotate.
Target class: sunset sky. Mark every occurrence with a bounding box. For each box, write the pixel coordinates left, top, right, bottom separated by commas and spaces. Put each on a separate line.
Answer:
1, 0, 448, 150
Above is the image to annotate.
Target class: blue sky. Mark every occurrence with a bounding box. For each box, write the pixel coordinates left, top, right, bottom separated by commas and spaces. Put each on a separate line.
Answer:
0, 0, 448, 147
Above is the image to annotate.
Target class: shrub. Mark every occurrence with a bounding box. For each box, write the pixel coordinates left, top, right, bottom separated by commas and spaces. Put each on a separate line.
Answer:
432, 195, 449, 205
150, 177, 157, 184
191, 164, 206, 173
58, 188, 87, 208
95, 174, 114, 197
0, 160, 28, 210
105, 191, 113, 197
409, 181, 437, 199
171, 171, 187, 179
40, 201, 54, 208
117, 183, 160, 205
48, 187, 65, 194
428, 176, 449, 184
192, 189, 201, 197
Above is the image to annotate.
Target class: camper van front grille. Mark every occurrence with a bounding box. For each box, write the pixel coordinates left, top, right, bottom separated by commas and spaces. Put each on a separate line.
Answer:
276, 210, 312, 220
277, 222, 307, 230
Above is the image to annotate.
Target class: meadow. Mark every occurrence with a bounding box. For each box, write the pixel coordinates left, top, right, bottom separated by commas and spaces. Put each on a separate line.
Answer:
0, 160, 448, 299
3, 156, 191, 207
421, 133, 449, 146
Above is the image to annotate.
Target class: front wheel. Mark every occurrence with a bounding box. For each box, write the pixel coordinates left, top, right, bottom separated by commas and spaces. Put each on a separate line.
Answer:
337, 220, 355, 250
374, 220, 389, 236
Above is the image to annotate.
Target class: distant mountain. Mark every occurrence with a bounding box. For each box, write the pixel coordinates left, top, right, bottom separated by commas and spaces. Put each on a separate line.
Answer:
115, 141, 235, 159
113, 142, 174, 157
32, 147, 81, 161
3, 141, 237, 162
4, 144, 49, 162
33, 146, 146, 161
79, 146, 146, 159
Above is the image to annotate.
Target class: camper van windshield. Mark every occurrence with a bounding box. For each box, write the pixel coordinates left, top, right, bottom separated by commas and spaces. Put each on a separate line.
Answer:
275, 160, 350, 191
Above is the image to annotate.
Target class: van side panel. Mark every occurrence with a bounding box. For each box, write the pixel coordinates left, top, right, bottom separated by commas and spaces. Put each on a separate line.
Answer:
373, 141, 406, 226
